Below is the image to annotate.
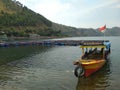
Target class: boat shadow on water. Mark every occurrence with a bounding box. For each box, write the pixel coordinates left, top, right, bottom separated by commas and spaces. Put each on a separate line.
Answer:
76, 59, 112, 90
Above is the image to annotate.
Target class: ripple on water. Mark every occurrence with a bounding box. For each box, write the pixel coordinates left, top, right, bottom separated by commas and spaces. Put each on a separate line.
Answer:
0, 64, 77, 90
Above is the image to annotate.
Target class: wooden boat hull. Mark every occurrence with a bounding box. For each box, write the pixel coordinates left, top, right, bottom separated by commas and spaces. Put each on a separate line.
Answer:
80, 59, 106, 77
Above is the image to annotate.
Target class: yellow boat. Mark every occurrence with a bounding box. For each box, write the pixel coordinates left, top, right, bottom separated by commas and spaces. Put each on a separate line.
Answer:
74, 41, 111, 77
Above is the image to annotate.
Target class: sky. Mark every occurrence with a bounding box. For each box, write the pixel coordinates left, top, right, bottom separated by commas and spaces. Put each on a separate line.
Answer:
17, 0, 120, 28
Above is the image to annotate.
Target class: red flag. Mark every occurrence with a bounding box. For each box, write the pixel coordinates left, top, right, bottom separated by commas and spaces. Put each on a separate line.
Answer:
99, 25, 106, 33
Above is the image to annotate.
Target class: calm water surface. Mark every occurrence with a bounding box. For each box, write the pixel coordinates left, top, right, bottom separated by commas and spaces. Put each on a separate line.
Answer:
0, 36, 119, 90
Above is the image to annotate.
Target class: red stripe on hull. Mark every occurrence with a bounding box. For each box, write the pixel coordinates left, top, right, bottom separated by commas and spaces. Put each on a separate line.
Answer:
84, 68, 100, 77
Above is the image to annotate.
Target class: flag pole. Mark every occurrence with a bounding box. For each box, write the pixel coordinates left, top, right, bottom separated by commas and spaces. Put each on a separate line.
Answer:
99, 24, 106, 43
103, 24, 106, 43
103, 25, 106, 59
103, 28, 105, 42
98, 24, 106, 59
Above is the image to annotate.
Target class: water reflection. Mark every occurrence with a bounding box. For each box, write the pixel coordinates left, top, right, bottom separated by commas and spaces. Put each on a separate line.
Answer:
0, 46, 78, 90
0, 46, 51, 65
76, 60, 111, 90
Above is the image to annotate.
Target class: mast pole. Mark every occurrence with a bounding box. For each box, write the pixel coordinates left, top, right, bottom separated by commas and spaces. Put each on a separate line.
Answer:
103, 24, 106, 42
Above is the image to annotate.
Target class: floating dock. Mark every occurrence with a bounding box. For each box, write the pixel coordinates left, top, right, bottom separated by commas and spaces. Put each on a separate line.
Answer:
0, 40, 109, 47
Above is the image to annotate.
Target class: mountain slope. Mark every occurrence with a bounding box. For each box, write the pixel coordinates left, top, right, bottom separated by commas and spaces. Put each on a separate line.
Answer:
52, 23, 101, 36
52, 22, 120, 36
0, 0, 120, 37
0, 0, 60, 37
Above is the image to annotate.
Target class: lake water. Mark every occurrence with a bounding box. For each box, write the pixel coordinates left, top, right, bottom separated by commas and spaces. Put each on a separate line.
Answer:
0, 36, 119, 90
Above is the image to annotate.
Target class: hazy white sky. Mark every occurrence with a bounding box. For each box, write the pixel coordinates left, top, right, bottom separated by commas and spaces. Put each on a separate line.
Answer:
17, 0, 120, 28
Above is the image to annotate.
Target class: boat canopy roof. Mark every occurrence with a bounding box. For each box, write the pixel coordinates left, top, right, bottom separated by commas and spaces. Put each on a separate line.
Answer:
80, 40, 111, 49
80, 45, 106, 48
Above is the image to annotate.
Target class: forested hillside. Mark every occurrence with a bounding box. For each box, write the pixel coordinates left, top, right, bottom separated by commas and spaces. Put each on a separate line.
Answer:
52, 23, 120, 36
0, 0, 120, 37
0, 0, 61, 37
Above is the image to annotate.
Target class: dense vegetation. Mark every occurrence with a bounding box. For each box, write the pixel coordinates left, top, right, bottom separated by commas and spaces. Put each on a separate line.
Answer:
0, 0, 62, 37
0, 0, 120, 37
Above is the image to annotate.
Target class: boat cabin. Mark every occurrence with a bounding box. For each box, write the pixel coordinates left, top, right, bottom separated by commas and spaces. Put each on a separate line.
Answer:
81, 45, 106, 60
80, 41, 111, 60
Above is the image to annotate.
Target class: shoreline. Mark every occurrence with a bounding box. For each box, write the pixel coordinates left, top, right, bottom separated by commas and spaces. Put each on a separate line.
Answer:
8, 36, 66, 40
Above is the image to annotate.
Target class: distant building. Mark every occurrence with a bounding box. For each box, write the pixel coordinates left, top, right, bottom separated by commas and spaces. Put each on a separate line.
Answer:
29, 34, 40, 39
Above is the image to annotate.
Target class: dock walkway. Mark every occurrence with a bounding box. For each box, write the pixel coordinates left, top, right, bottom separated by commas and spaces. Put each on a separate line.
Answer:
0, 40, 108, 47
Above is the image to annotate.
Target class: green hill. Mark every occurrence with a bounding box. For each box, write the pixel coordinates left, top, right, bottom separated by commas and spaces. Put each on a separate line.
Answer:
0, 0, 120, 37
0, 0, 61, 37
